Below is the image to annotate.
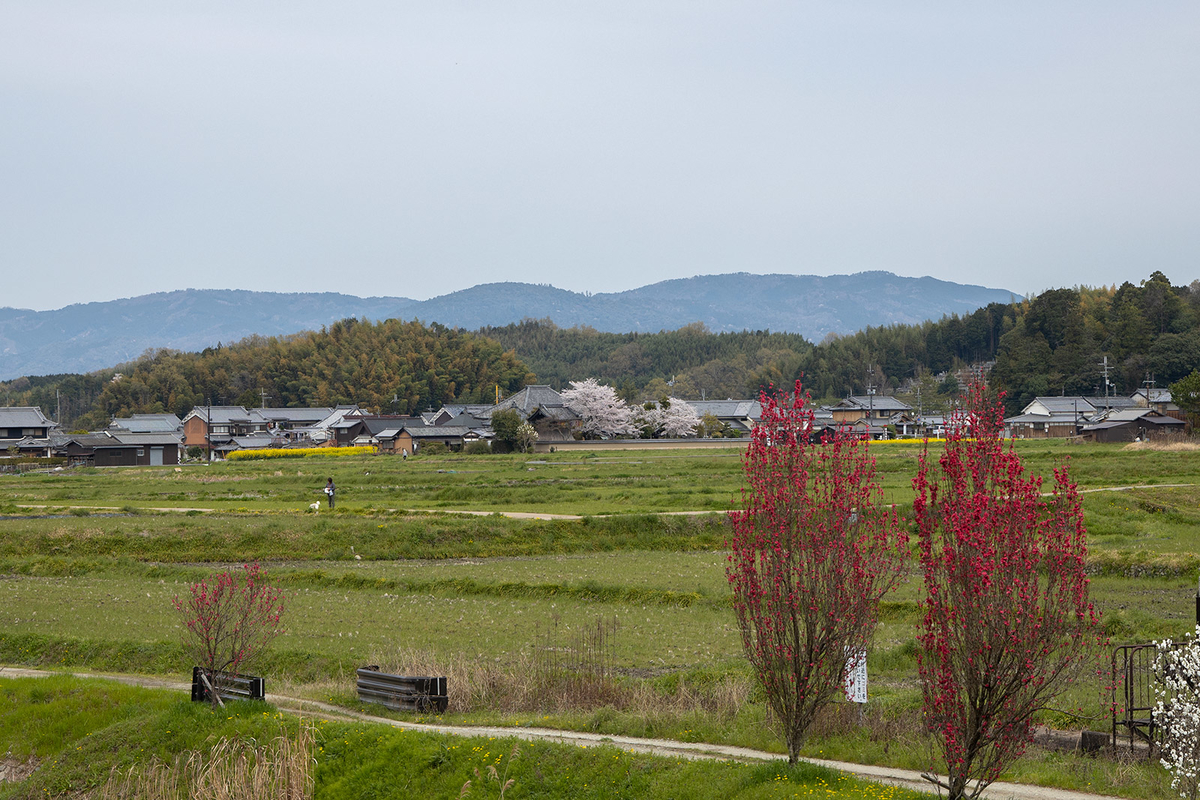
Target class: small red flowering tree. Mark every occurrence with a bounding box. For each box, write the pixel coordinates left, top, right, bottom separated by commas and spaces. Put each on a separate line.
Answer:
914, 384, 1099, 800
726, 380, 908, 763
174, 562, 285, 703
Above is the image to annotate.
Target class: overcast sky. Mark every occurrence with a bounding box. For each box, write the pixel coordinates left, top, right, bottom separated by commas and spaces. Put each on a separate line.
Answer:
3, 2, 1198, 311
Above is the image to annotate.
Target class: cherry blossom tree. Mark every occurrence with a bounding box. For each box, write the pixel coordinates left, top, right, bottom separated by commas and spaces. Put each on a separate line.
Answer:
561, 378, 636, 439
914, 383, 1100, 800
726, 380, 908, 763
636, 396, 701, 438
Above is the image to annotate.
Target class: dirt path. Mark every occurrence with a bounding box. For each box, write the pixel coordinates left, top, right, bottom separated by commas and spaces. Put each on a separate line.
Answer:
0, 666, 1121, 800
10, 503, 728, 520
13, 481, 1196, 520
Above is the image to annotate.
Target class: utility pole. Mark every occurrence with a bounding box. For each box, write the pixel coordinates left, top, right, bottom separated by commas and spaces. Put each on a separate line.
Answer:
1099, 356, 1112, 409
866, 367, 876, 440
259, 388, 269, 409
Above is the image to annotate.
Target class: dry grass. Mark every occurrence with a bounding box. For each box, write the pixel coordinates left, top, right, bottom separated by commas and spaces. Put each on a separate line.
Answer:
96, 726, 314, 800
366, 645, 751, 721
1120, 437, 1200, 452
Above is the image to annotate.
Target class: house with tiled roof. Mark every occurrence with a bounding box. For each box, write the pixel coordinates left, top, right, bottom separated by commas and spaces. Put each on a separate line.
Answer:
689, 400, 762, 435
831, 395, 912, 424
495, 385, 580, 442
0, 407, 58, 447
181, 406, 261, 455
1132, 388, 1180, 417
47, 430, 181, 466
1004, 396, 1094, 439
1080, 407, 1186, 443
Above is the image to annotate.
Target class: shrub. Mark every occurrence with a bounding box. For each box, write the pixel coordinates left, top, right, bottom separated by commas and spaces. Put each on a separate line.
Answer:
172, 563, 285, 704
464, 441, 492, 455
1153, 625, 1200, 800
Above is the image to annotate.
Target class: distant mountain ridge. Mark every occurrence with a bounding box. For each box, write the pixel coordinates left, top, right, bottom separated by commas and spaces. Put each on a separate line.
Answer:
0, 272, 1015, 380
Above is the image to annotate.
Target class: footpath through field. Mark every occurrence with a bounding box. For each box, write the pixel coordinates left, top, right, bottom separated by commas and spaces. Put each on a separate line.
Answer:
0, 666, 1118, 800
15, 480, 1197, 519
10, 503, 725, 520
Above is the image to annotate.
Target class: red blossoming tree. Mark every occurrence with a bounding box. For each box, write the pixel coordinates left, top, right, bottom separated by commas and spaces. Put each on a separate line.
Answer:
727, 380, 908, 762
914, 384, 1099, 800
174, 562, 285, 704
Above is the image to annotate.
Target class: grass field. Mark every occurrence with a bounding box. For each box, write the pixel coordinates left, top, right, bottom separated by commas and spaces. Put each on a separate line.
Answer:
4, 676, 933, 800
0, 440, 1193, 798
5, 439, 1200, 516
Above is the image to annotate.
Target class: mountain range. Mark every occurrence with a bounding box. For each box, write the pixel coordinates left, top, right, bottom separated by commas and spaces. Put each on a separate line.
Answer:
0, 272, 1016, 380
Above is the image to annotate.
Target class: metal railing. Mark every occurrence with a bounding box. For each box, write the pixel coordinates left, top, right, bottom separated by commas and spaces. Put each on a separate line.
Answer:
357, 668, 448, 713
191, 667, 266, 704
1112, 643, 1160, 751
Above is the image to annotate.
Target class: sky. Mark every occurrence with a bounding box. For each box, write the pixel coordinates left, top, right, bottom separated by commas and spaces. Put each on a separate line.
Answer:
2, 2, 1198, 311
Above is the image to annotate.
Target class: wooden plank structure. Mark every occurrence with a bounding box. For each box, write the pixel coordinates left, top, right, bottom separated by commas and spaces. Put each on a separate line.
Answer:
191, 667, 266, 704
356, 667, 448, 713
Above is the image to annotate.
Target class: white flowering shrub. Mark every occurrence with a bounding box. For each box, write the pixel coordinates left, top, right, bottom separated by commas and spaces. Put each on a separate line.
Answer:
1154, 624, 1200, 800
516, 421, 538, 453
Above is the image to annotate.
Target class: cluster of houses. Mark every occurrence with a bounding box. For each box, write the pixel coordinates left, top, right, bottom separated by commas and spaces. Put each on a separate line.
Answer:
0, 385, 1189, 467
1003, 389, 1186, 442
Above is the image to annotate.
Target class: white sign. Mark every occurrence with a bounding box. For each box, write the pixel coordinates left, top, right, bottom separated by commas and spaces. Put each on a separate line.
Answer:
844, 648, 868, 704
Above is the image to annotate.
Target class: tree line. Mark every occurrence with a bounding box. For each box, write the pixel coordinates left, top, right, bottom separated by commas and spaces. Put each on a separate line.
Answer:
1, 318, 533, 429
2, 271, 1196, 427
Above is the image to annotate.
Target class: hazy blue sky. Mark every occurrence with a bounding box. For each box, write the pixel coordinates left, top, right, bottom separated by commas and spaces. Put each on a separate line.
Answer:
3, 2, 1198, 311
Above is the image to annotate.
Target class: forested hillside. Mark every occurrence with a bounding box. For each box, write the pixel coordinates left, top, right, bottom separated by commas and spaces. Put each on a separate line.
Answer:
478, 320, 814, 401
2, 319, 532, 429
485, 272, 1199, 414
2, 272, 1196, 426
770, 271, 1199, 413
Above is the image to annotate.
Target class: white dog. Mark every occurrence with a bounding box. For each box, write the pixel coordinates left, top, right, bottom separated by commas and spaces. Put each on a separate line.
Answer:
309, 502, 320, 513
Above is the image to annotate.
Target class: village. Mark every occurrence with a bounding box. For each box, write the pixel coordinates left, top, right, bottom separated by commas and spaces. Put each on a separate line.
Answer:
0, 380, 1188, 469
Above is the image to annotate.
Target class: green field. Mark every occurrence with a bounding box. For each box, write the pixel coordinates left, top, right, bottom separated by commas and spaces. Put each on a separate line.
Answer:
5, 439, 1200, 516
0, 440, 1193, 798
0, 675, 940, 800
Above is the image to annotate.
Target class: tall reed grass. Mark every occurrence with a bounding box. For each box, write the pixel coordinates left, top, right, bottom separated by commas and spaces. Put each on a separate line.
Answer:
368, 642, 750, 721
97, 726, 314, 800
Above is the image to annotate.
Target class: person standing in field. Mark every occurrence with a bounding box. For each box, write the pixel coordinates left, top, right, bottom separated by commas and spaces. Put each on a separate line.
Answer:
324, 477, 336, 509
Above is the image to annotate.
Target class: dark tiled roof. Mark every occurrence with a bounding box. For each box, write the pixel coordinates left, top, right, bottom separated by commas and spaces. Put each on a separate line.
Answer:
107, 432, 184, 446
495, 385, 568, 416
405, 425, 490, 439
185, 406, 253, 424
58, 433, 117, 448
1027, 397, 1096, 415
530, 405, 579, 422
0, 407, 56, 428
1004, 413, 1078, 424
838, 396, 912, 412
110, 414, 182, 433
689, 400, 762, 419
